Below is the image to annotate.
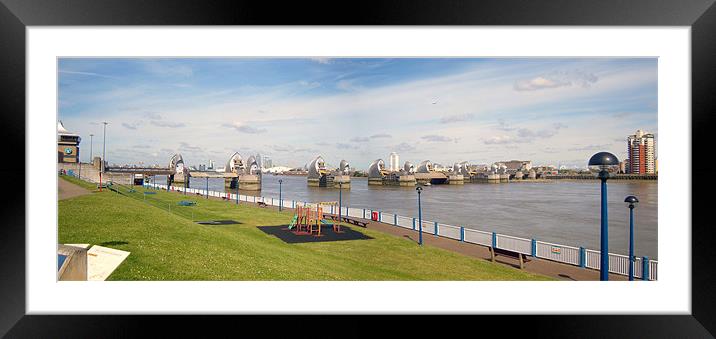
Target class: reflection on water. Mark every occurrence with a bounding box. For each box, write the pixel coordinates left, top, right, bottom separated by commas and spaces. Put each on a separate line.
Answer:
152, 174, 658, 258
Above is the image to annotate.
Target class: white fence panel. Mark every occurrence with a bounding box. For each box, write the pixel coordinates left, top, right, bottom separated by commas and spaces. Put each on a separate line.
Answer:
585, 249, 601, 269
378, 212, 389, 223
380, 212, 395, 224
420, 220, 436, 234
608, 253, 630, 275
347, 207, 362, 218
463, 229, 492, 246
535, 241, 580, 265
633, 257, 643, 279
396, 216, 413, 229
437, 224, 461, 240
649, 261, 658, 281
496, 234, 532, 254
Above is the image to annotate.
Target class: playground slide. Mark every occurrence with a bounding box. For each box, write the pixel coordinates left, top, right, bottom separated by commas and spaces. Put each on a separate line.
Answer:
288, 215, 298, 230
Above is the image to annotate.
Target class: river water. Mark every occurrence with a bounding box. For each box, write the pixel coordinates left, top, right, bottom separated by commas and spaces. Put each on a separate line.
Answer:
153, 174, 658, 259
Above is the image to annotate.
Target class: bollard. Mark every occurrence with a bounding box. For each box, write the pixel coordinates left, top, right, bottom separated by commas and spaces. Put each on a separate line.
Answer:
642, 256, 650, 281
460, 227, 464, 241
531, 239, 537, 257
394, 214, 398, 226
492, 232, 497, 248
434, 221, 438, 236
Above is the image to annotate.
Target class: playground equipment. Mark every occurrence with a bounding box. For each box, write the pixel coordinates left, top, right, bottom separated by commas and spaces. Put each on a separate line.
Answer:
288, 205, 335, 237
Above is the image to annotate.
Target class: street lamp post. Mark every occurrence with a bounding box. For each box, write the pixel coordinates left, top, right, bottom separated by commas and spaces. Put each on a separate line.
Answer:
624, 195, 639, 281
99, 122, 108, 191
89, 134, 94, 163
338, 181, 343, 231
416, 185, 423, 246
278, 179, 283, 211
588, 152, 620, 281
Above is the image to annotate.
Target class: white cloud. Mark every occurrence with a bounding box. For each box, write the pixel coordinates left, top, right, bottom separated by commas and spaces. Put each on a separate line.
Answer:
514, 70, 599, 91
121, 122, 141, 130
59, 70, 117, 79
309, 57, 332, 64
421, 135, 454, 142
350, 137, 370, 143
440, 113, 475, 124
336, 79, 361, 91
150, 120, 185, 128
222, 122, 267, 134
144, 61, 193, 77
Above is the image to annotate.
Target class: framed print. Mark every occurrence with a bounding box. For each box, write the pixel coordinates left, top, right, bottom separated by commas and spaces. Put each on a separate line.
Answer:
1, 0, 714, 336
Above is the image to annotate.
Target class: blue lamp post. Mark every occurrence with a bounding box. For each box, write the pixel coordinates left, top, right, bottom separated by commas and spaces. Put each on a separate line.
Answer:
416, 186, 423, 246
236, 177, 240, 205
338, 181, 343, 225
624, 195, 639, 281
588, 151, 620, 281
278, 179, 283, 211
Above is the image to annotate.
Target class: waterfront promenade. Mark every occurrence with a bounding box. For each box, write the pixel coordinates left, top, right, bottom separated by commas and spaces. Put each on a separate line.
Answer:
58, 176, 550, 281
156, 182, 626, 281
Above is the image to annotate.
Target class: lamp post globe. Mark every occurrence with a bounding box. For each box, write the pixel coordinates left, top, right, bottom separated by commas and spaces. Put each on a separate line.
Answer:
588, 151, 619, 281
624, 195, 639, 281
416, 186, 423, 246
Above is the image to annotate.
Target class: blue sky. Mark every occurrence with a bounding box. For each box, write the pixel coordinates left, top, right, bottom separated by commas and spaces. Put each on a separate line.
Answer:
58, 58, 657, 169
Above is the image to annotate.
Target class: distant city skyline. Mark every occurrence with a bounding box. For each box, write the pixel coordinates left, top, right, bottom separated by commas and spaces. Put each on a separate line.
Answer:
58, 58, 657, 168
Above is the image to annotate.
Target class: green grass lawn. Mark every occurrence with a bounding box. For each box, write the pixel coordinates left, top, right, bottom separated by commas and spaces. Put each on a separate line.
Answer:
58, 176, 552, 281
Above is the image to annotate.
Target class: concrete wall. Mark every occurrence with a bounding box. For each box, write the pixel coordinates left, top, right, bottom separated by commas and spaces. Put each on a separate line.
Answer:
58, 162, 134, 185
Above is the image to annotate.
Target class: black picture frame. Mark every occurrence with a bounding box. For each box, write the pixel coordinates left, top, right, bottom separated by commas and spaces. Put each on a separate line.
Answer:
1, 0, 713, 336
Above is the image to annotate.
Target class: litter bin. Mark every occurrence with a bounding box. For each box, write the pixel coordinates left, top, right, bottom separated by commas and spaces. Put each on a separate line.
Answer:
372, 211, 379, 221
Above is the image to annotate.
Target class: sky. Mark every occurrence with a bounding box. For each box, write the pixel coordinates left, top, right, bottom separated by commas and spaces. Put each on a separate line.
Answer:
58, 58, 657, 169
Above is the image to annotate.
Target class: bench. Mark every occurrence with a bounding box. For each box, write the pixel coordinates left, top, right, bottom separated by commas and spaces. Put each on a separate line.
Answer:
257, 201, 268, 208
490, 247, 530, 269
322, 214, 368, 228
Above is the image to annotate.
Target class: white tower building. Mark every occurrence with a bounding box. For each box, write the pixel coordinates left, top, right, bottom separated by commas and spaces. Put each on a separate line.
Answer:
389, 152, 400, 172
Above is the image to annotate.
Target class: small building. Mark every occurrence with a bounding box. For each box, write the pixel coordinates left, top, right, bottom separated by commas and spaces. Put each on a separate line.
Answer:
57, 121, 81, 163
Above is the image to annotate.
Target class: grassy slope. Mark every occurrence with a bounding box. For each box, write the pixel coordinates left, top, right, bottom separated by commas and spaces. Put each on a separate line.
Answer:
58, 176, 551, 281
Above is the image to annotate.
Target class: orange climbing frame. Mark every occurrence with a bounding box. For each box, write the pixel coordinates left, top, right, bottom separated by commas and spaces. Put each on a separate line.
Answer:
291, 205, 324, 237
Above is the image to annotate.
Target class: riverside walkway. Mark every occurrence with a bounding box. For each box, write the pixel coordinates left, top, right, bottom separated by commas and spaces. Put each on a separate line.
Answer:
160, 186, 626, 281
58, 177, 91, 200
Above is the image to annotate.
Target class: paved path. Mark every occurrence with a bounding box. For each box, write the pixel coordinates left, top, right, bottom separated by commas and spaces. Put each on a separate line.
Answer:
355, 218, 627, 281
161, 187, 628, 281
58, 177, 91, 200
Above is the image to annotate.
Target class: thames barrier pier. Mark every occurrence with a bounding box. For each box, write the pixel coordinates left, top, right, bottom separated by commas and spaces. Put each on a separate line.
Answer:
368, 159, 416, 186
224, 152, 262, 191
414, 160, 463, 185
167, 153, 189, 186
307, 156, 351, 189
